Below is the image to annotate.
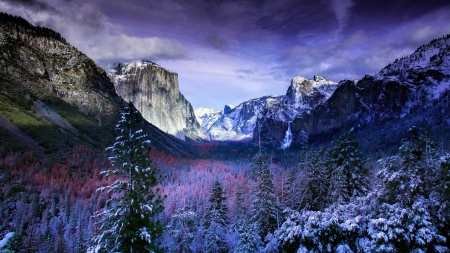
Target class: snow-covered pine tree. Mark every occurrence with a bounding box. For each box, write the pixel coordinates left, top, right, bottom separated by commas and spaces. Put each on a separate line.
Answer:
327, 128, 368, 203
202, 180, 229, 253
167, 206, 197, 253
296, 147, 329, 211
372, 127, 448, 251
235, 217, 262, 253
231, 186, 245, 232
379, 126, 439, 206
251, 154, 279, 243
89, 103, 164, 253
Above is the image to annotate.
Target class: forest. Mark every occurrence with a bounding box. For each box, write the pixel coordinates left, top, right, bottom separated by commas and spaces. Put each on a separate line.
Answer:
0, 106, 449, 252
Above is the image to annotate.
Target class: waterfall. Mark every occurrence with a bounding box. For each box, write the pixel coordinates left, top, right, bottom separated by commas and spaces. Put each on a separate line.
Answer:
280, 121, 293, 150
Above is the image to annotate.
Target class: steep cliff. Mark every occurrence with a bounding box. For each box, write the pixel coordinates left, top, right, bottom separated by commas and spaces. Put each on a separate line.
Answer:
109, 61, 209, 141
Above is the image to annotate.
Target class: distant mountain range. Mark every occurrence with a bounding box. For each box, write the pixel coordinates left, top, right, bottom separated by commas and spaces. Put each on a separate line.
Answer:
195, 75, 337, 142
195, 35, 450, 151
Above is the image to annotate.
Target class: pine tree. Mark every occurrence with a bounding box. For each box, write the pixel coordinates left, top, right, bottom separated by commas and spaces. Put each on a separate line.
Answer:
90, 104, 164, 253
231, 186, 246, 231
235, 218, 262, 253
251, 155, 279, 242
297, 147, 329, 211
202, 181, 229, 253
167, 206, 197, 253
327, 128, 368, 203
380, 126, 439, 206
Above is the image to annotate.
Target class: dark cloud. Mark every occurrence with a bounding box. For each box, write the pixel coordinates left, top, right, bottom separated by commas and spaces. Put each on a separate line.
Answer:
345, 0, 450, 35
206, 33, 229, 51
3, 0, 57, 12
236, 68, 254, 79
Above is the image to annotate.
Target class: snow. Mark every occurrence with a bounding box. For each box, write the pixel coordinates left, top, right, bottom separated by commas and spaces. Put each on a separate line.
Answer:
195, 96, 279, 141
431, 78, 450, 99
0, 232, 14, 249
109, 60, 175, 84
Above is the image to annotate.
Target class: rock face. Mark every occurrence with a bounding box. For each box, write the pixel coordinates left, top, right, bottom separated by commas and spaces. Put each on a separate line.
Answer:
257, 34, 450, 147
255, 75, 338, 146
109, 61, 209, 141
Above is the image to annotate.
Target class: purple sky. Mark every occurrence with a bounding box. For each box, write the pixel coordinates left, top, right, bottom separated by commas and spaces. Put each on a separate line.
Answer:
1, 0, 450, 110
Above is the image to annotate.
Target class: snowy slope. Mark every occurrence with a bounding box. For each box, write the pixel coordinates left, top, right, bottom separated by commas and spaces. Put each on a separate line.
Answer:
375, 35, 450, 101
195, 96, 281, 140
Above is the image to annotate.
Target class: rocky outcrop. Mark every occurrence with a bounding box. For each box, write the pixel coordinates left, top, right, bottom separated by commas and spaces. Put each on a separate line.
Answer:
254, 75, 338, 146
109, 61, 209, 141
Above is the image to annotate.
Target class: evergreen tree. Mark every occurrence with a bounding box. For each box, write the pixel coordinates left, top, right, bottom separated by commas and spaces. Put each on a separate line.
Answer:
235, 218, 262, 253
297, 147, 328, 211
251, 155, 279, 242
90, 104, 164, 253
202, 181, 229, 253
379, 126, 439, 206
167, 206, 197, 253
327, 128, 368, 203
231, 186, 246, 231
373, 127, 448, 251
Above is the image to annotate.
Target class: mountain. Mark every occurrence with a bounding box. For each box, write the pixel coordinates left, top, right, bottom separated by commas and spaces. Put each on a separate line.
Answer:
109, 61, 209, 141
0, 13, 197, 157
257, 34, 450, 149
195, 75, 337, 141
195, 96, 280, 140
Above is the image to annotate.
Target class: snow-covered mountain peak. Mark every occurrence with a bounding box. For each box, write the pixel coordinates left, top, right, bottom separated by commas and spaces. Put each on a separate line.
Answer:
314, 75, 337, 85
195, 107, 220, 117
109, 60, 175, 81
194, 107, 222, 134
286, 75, 338, 107
373, 34, 450, 100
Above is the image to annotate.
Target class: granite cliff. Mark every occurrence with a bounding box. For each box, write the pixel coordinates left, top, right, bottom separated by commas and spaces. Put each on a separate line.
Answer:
109, 61, 209, 141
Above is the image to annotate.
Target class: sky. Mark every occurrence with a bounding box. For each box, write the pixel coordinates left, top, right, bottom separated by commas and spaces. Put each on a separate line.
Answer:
1, 0, 450, 110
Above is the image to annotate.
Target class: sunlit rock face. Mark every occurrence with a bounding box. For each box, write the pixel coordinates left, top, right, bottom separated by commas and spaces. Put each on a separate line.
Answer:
109, 61, 209, 141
